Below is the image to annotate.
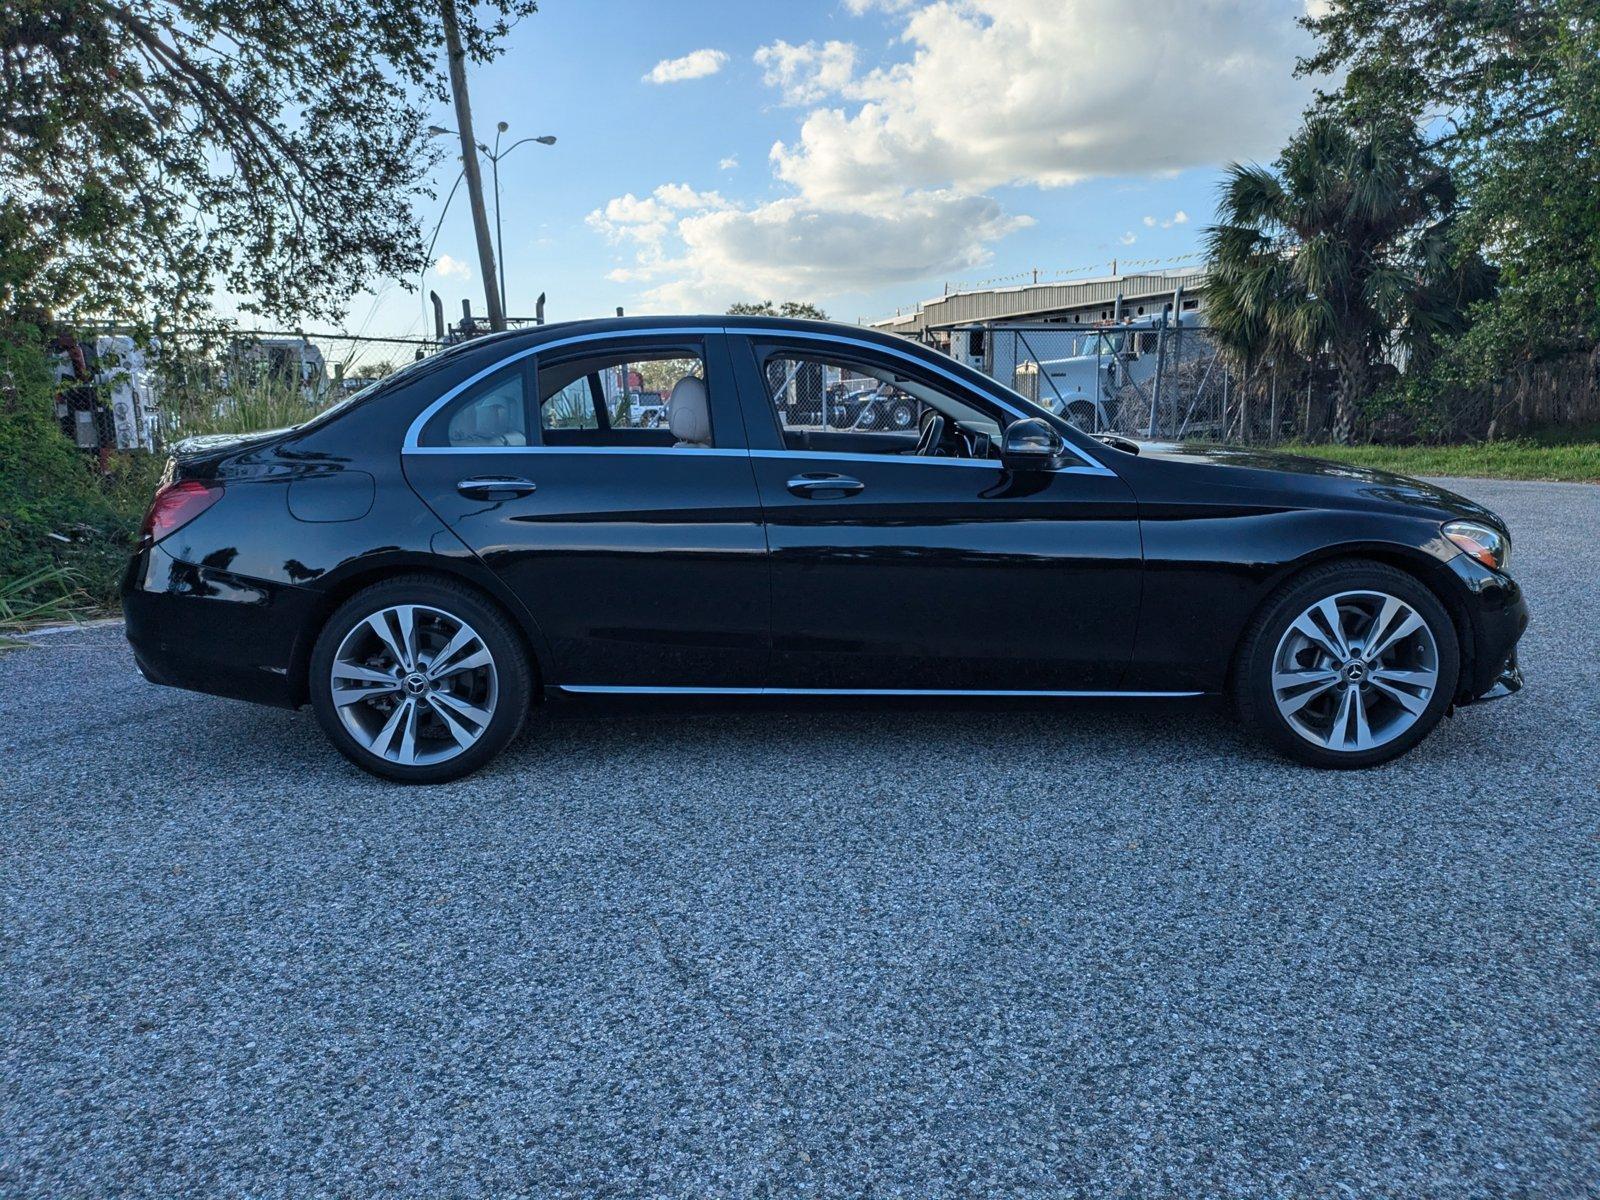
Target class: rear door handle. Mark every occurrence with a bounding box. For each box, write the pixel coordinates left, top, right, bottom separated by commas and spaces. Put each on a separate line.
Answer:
786, 473, 864, 499
456, 476, 537, 499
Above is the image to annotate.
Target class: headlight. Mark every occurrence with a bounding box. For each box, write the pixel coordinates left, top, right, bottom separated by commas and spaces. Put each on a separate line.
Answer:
1443, 520, 1510, 572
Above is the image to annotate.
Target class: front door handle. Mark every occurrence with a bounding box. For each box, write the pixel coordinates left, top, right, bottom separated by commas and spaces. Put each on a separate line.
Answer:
456, 476, 537, 500
786, 472, 865, 499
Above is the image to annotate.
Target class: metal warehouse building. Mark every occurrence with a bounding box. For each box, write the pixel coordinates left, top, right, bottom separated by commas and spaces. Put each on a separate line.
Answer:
873, 268, 1206, 377
870, 268, 1208, 340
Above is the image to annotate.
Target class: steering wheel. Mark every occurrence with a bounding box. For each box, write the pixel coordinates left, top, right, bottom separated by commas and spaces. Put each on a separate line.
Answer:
914, 411, 946, 456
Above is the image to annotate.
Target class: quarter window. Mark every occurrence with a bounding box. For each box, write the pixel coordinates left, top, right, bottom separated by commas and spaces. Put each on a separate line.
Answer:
420, 365, 530, 448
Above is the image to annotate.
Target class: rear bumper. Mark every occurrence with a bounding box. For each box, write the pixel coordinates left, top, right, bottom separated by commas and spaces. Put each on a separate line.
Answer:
121, 542, 321, 708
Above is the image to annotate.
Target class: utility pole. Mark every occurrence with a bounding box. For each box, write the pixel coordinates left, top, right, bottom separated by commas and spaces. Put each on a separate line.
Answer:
439, 0, 504, 332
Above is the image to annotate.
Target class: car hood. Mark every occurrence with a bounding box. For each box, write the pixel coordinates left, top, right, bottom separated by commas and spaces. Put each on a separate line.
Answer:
1123, 441, 1503, 527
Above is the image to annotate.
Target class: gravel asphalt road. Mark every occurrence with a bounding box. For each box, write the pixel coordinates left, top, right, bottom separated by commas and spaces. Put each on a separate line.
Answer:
3, 477, 1597, 1199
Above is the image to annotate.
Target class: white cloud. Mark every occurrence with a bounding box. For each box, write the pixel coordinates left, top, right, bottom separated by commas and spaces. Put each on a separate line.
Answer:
590, 185, 1030, 311
843, 0, 919, 12
434, 254, 471, 280
651, 183, 731, 212
770, 0, 1320, 205
718, 155, 739, 170
1142, 209, 1192, 229
754, 39, 860, 105
643, 48, 728, 85
586, 192, 674, 246
597, 1, 1318, 307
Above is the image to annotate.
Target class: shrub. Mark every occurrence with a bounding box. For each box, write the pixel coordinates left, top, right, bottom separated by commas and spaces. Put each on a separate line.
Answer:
0, 332, 163, 613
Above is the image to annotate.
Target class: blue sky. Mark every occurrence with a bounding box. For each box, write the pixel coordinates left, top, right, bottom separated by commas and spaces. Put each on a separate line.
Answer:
340, 0, 1320, 339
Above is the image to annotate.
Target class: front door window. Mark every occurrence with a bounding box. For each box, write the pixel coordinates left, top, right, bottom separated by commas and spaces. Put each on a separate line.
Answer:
759, 349, 1004, 461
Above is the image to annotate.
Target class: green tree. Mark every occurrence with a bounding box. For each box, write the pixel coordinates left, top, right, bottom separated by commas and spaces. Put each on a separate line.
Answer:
726, 301, 830, 320
1302, 0, 1600, 385
0, 0, 537, 325
1205, 116, 1490, 442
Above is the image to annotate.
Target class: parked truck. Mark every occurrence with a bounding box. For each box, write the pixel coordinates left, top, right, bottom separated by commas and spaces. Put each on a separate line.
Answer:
1012, 310, 1203, 432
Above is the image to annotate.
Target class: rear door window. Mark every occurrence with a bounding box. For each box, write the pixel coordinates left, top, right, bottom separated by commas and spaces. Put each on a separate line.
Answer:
536, 345, 707, 447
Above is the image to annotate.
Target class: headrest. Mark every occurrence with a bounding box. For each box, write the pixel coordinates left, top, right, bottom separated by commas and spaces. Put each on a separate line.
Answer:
668, 375, 711, 446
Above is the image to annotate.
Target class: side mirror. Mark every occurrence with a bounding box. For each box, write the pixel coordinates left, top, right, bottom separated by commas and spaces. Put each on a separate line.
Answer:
1001, 418, 1068, 470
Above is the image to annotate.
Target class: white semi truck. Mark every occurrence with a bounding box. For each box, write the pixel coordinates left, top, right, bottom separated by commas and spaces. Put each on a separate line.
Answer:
1012, 310, 1204, 432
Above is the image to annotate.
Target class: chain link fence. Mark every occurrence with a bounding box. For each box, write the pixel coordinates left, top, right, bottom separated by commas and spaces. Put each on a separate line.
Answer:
49, 328, 439, 453
54, 321, 1600, 455
941, 322, 1325, 444
940, 323, 1600, 444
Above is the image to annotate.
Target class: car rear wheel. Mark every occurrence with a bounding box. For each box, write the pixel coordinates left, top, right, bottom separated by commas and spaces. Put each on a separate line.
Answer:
1234, 560, 1459, 768
309, 576, 532, 783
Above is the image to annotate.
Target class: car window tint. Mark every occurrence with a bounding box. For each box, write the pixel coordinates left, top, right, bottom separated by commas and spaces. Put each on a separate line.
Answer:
537, 347, 707, 446
543, 376, 599, 430
760, 350, 1001, 460
420, 367, 529, 448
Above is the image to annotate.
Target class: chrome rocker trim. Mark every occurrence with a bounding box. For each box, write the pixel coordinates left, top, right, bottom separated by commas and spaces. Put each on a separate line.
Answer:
557, 685, 1203, 698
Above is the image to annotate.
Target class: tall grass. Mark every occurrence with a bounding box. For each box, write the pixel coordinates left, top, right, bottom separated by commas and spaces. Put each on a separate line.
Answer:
0, 565, 89, 648
162, 374, 339, 440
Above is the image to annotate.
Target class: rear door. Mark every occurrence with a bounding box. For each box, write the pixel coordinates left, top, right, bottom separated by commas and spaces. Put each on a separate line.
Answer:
402, 330, 770, 689
729, 332, 1144, 691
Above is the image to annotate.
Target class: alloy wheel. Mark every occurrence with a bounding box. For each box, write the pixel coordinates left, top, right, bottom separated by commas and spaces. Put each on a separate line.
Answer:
1270, 590, 1440, 753
330, 604, 499, 766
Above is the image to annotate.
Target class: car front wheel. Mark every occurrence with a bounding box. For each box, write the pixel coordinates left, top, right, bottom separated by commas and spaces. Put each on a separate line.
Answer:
1234, 560, 1460, 768
309, 576, 532, 783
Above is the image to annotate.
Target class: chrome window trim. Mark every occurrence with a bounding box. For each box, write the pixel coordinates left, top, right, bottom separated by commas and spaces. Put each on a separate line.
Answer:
405, 442, 1108, 476
401, 323, 1115, 476
405, 444, 749, 458
559, 685, 1203, 698
749, 448, 1106, 475
751, 327, 1112, 473
402, 325, 723, 452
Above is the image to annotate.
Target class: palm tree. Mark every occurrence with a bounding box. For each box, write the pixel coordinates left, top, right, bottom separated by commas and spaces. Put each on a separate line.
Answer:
1205, 117, 1489, 442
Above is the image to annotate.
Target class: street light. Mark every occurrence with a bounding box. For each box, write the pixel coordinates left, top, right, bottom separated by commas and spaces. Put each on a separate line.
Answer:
429, 122, 556, 322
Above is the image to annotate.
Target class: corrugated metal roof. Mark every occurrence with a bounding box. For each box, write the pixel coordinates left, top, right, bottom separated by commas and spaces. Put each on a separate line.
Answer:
870, 269, 1208, 333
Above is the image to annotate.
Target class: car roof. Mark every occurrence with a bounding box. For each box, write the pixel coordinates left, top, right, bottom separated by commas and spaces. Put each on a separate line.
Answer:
458, 314, 919, 356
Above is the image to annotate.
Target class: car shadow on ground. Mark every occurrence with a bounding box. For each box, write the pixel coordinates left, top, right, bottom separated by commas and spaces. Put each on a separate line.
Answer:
203, 690, 1387, 792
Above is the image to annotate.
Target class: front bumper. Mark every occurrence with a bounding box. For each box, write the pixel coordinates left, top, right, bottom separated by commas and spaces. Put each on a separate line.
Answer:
1444, 553, 1529, 705
1462, 647, 1523, 705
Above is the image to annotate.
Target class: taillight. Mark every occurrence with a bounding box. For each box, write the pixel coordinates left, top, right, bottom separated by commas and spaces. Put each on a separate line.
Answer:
139, 479, 222, 544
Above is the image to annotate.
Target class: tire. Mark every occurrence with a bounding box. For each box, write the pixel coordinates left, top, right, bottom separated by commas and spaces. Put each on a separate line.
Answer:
309, 575, 533, 783
888, 400, 917, 431
1233, 559, 1459, 769
1065, 401, 1099, 431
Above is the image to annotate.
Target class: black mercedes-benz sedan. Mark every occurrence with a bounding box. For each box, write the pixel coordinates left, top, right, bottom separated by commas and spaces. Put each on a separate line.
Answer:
123, 315, 1527, 782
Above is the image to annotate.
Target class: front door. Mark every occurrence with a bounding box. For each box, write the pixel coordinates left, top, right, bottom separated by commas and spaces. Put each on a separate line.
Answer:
403, 331, 770, 688
730, 334, 1143, 691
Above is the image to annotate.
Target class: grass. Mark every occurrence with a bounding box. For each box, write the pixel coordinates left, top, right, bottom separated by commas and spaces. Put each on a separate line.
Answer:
1, 337, 168, 620
0, 565, 89, 649
1275, 424, 1600, 482
163, 375, 337, 440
